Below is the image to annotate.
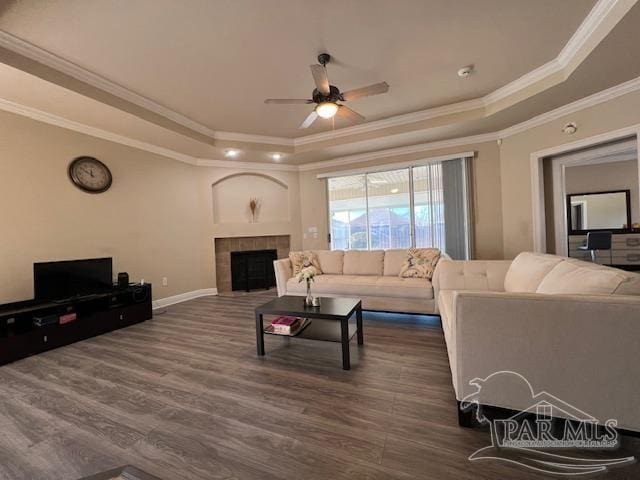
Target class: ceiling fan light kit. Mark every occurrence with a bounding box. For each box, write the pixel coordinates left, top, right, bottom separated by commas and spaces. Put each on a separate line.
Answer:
264, 52, 390, 129
316, 101, 339, 119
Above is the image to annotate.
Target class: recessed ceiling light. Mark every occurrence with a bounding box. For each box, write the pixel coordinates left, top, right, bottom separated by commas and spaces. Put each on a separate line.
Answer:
225, 149, 239, 158
390, 188, 399, 194
271, 153, 282, 161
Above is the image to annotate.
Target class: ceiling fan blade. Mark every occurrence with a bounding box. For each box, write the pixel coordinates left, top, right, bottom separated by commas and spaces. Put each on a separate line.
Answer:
264, 98, 314, 104
299, 110, 319, 129
341, 82, 389, 101
310, 64, 330, 95
336, 105, 365, 124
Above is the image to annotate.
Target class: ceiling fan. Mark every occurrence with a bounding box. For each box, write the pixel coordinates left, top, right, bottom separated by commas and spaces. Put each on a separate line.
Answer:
264, 53, 389, 129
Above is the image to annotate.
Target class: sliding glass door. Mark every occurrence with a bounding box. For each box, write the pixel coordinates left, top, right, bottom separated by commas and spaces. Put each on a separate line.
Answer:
327, 157, 472, 258
328, 174, 368, 250
366, 169, 412, 249
413, 162, 445, 251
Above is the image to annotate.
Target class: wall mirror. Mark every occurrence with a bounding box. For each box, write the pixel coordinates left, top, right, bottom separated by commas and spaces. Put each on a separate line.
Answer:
566, 190, 631, 233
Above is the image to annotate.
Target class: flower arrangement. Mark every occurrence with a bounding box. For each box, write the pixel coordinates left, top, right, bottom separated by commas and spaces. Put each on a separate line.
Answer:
296, 266, 316, 306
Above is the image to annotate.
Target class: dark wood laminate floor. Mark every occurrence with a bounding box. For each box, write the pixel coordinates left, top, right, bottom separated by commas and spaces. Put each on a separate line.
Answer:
0, 291, 638, 480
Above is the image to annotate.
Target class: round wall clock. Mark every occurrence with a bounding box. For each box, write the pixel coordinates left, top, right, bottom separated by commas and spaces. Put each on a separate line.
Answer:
68, 156, 113, 193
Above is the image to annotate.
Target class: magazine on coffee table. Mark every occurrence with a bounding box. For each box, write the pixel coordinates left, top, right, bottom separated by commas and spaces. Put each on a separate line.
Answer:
264, 317, 311, 336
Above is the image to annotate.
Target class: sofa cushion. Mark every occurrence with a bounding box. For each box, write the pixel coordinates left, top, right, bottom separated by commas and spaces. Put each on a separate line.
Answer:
289, 251, 322, 276
614, 273, 640, 296
375, 276, 434, 299
343, 250, 384, 276
286, 274, 433, 299
536, 259, 628, 295
383, 249, 408, 276
504, 252, 565, 293
399, 248, 441, 279
434, 259, 510, 292
315, 250, 344, 275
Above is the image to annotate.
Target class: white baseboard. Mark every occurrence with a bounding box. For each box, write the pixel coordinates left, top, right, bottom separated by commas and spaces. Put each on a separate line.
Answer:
152, 288, 218, 310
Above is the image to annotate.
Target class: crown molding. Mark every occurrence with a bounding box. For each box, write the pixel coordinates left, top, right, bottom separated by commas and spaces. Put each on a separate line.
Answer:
0, 97, 301, 171
2, 73, 639, 173
482, 0, 627, 106
299, 74, 640, 172
2, 68, 640, 175
0, 96, 199, 164
0, 29, 295, 147
483, 0, 635, 106
498, 75, 640, 139
196, 159, 298, 172
298, 133, 498, 172
556, 0, 632, 66
530, 123, 640, 161
292, 98, 485, 146
212, 130, 294, 146
0, 0, 630, 150
0, 30, 222, 141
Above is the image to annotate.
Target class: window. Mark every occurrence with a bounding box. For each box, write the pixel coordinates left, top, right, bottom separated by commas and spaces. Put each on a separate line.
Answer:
328, 174, 368, 250
327, 157, 472, 259
413, 163, 445, 250
367, 169, 411, 249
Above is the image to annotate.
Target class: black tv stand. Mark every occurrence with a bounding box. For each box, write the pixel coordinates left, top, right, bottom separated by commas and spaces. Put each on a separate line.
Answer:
0, 284, 152, 366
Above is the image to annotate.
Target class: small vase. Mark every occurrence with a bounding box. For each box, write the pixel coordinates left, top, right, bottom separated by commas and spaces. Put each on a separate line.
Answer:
305, 280, 313, 306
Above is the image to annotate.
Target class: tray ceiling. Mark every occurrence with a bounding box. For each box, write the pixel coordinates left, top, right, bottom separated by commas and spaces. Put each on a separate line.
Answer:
0, 0, 638, 167
0, 0, 595, 137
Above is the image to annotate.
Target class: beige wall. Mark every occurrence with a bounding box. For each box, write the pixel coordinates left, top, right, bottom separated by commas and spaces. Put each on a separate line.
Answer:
298, 141, 505, 260
0, 109, 203, 304
500, 89, 640, 258
0, 109, 302, 304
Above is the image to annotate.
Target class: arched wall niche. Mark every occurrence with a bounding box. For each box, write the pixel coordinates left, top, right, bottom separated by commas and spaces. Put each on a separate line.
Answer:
212, 172, 290, 224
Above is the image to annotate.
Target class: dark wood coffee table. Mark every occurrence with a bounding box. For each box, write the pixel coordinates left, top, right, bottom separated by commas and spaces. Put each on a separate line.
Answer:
255, 296, 363, 370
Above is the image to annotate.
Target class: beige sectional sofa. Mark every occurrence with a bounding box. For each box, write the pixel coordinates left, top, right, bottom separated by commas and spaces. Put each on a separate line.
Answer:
274, 249, 439, 314
434, 252, 640, 432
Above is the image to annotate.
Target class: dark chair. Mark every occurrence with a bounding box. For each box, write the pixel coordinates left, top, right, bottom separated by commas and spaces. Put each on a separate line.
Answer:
578, 231, 613, 264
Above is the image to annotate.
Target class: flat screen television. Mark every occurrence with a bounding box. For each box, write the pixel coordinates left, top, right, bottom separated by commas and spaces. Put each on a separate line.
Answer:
34, 257, 113, 301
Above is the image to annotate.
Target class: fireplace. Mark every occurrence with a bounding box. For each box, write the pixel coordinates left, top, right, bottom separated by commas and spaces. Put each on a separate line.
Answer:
215, 235, 290, 293
230, 249, 278, 292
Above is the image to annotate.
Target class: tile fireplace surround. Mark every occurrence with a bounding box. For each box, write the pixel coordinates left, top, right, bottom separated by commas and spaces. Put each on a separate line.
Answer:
215, 235, 290, 293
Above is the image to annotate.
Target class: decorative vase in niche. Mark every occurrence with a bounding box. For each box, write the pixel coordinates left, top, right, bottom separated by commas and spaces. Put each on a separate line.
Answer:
305, 279, 313, 306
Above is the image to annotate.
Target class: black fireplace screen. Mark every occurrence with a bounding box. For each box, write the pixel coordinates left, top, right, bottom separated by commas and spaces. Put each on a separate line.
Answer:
230, 249, 278, 292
